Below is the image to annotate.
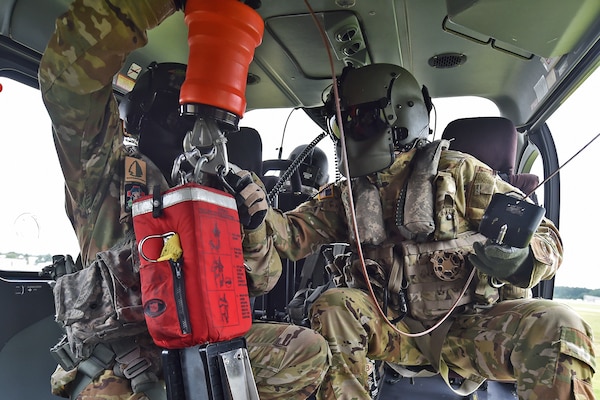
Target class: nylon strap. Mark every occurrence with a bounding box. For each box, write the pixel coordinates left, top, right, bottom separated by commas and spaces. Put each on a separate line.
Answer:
61, 339, 165, 400
401, 316, 485, 396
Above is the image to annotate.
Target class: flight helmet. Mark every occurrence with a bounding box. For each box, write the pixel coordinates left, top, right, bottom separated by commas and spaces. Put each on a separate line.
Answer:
288, 145, 330, 189
119, 62, 193, 179
327, 63, 432, 177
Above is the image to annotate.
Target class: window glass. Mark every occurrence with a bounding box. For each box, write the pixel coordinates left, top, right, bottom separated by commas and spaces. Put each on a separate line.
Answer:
240, 108, 339, 180
546, 66, 600, 290
431, 96, 500, 138
241, 97, 500, 182
0, 78, 79, 271
529, 151, 545, 208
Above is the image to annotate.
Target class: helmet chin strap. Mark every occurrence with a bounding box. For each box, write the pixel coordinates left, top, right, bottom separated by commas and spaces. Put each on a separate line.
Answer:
394, 126, 431, 153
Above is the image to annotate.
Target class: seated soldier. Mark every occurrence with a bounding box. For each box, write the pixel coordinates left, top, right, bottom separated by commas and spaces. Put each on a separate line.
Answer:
241, 63, 596, 400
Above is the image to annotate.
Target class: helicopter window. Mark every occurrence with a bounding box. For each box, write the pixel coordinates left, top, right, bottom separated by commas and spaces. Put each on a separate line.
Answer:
0, 77, 79, 272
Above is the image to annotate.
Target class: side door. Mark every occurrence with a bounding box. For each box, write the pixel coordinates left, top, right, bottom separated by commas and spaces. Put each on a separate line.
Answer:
0, 74, 79, 399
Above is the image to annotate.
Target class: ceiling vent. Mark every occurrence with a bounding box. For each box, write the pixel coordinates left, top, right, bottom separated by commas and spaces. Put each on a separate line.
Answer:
428, 53, 467, 69
326, 15, 369, 67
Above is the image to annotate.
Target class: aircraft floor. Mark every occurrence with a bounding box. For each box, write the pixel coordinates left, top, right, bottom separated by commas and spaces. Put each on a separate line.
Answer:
375, 367, 518, 400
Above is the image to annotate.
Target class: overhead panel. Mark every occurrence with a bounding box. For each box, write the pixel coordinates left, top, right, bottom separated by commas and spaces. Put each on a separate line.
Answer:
265, 11, 370, 79
446, 0, 600, 57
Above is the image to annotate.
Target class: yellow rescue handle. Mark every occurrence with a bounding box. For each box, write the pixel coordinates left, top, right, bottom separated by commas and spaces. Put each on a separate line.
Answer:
157, 233, 183, 262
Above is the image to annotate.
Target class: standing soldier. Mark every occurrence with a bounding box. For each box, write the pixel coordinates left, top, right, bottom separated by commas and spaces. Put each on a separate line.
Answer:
39, 0, 329, 399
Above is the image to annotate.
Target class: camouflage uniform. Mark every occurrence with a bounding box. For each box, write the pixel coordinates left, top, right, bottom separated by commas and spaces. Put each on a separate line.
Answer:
256, 147, 596, 399
39, 0, 329, 398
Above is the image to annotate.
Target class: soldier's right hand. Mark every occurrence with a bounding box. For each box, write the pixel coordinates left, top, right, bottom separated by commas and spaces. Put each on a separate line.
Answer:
223, 170, 268, 230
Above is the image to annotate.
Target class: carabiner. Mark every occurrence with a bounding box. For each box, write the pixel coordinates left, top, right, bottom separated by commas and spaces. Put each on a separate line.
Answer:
138, 231, 176, 262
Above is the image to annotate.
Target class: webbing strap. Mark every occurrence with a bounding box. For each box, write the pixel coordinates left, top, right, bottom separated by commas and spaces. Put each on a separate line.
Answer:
50, 339, 80, 372
66, 339, 165, 400
439, 360, 485, 396
401, 317, 485, 396
68, 343, 116, 400
78, 343, 115, 379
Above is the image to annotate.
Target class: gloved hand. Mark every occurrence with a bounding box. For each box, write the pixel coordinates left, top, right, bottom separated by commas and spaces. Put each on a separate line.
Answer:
223, 170, 268, 230
469, 240, 531, 280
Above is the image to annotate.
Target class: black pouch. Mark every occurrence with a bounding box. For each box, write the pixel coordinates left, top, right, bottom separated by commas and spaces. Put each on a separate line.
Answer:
479, 193, 545, 248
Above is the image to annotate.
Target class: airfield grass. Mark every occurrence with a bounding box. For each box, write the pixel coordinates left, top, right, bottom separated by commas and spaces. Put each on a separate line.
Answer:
556, 299, 600, 398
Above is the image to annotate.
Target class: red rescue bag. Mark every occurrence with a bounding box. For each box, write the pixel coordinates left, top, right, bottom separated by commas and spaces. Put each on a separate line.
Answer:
132, 183, 252, 349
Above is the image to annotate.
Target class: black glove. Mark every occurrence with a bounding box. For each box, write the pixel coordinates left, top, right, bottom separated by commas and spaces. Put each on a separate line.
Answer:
469, 240, 531, 280
223, 170, 268, 230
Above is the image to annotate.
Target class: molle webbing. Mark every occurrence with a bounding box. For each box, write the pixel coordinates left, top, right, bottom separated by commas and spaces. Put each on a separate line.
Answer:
397, 140, 449, 242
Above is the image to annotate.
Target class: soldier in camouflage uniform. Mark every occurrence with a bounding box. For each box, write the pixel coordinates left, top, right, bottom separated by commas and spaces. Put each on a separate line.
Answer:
39, 0, 329, 399
247, 64, 596, 399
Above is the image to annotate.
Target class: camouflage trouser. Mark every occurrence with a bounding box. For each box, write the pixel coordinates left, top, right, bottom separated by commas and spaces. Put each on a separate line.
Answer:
247, 321, 331, 399
52, 322, 330, 400
310, 287, 596, 400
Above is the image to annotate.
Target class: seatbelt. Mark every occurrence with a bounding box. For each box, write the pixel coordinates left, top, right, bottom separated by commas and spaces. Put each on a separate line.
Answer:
401, 317, 484, 396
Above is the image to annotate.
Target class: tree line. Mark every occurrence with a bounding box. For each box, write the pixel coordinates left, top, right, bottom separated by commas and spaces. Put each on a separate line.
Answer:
554, 286, 600, 299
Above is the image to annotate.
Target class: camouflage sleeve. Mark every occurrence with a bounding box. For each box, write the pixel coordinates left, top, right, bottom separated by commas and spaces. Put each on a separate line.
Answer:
242, 208, 283, 297
241, 174, 284, 297
240, 178, 347, 295
39, 0, 176, 182
247, 183, 349, 262
38, 0, 176, 263
449, 152, 563, 288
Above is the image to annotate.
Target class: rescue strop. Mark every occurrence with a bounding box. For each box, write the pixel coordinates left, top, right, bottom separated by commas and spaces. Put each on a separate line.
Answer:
132, 182, 253, 348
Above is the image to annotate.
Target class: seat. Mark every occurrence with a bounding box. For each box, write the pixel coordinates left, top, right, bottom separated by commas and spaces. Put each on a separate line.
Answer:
225, 127, 263, 175
226, 128, 311, 320
441, 117, 539, 198
262, 144, 330, 209
254, 158, 311, 321
225, 127, 284, 319
261, 158, 306, 209
256, 145, 332, 321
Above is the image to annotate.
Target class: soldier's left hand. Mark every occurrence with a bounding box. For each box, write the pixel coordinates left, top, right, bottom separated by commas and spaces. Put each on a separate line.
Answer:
469, 241, 531, 280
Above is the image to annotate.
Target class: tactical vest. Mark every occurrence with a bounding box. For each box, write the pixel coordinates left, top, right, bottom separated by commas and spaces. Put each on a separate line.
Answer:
332, 139, 539, 396
338, 140, 530, 326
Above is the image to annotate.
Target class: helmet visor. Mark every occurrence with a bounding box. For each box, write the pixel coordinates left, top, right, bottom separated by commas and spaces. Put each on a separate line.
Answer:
332, 100, 389, 141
